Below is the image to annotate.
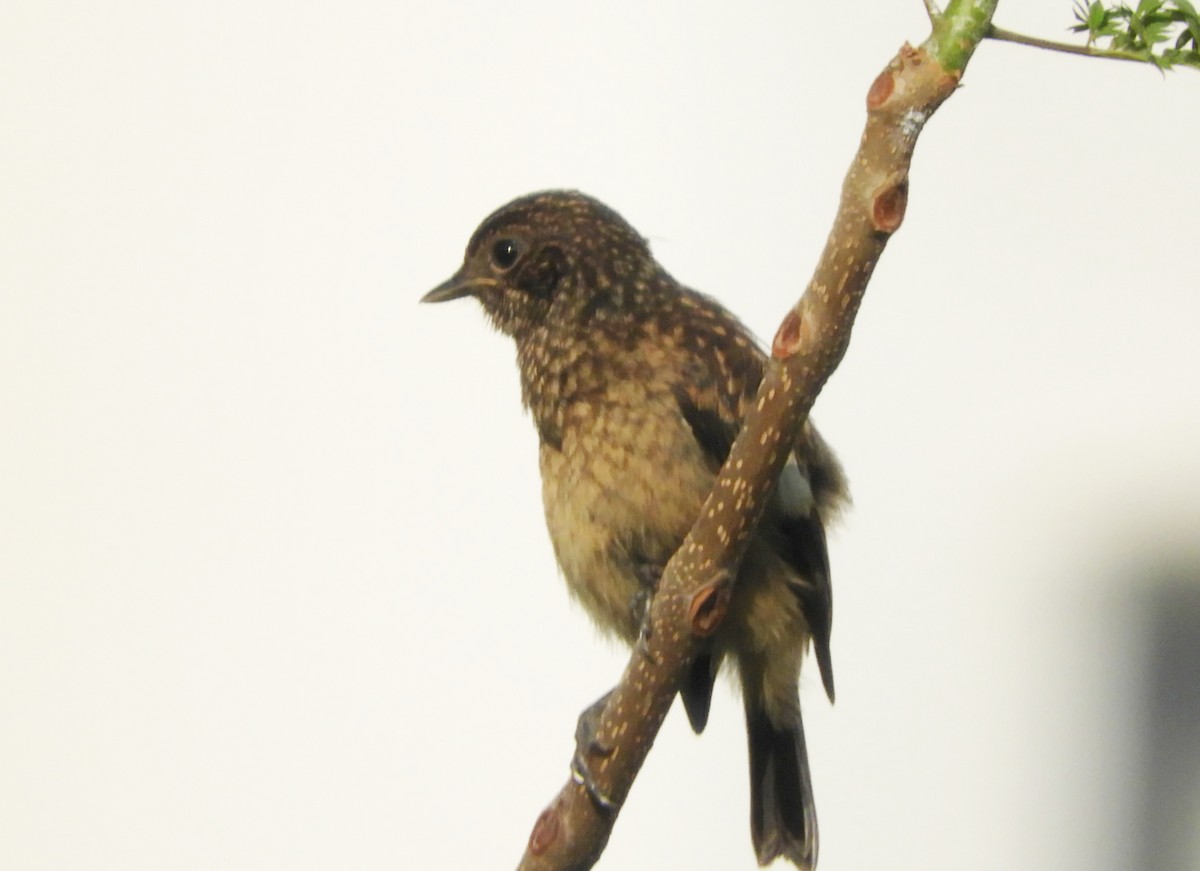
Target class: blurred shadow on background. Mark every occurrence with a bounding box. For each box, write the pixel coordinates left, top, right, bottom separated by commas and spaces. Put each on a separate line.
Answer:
1133, 568, 1200, 871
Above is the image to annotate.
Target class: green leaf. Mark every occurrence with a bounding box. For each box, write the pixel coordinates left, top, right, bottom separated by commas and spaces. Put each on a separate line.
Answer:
1129, 12, 1150, 47
1144, 21, 1173, 44
1055, 1, 1200, 69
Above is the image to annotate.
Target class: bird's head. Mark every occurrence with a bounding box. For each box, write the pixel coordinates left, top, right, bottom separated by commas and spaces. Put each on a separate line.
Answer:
422, 190, 658, 338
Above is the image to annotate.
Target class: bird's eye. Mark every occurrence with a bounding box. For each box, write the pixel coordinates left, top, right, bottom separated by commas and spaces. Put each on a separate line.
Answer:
491, 239, 520, 270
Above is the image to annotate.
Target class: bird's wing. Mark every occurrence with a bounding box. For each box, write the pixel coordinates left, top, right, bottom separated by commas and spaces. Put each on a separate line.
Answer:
673, 335, 836, 704
769, 457, 836, 703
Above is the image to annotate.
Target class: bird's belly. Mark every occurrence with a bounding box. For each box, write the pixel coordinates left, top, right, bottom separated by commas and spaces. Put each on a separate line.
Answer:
539, 405, 713, 643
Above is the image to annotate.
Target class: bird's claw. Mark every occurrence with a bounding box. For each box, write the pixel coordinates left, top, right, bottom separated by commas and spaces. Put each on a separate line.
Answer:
634, 562, 663, 592
627, 587, 660, 663
571, 755, 620, 813
631, 564, 664, 663
572, 691, 621, 814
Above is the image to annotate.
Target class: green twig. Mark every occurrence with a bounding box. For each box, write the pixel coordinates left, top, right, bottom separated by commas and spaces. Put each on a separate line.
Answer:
989, 23, 1160, 64
924, 0, 1000, 71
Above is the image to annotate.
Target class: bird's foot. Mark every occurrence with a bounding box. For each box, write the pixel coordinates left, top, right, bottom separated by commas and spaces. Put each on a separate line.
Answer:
571, 691, 620, 814
631, 564, 663, 662
634, 562, 663, 592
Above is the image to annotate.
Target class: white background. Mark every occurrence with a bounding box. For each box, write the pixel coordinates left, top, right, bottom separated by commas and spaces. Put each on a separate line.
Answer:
3, 2, 1199, 869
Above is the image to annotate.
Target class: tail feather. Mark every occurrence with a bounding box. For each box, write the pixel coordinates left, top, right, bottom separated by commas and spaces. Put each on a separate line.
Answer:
746, 705, 818, 869
680, 653, 717, 733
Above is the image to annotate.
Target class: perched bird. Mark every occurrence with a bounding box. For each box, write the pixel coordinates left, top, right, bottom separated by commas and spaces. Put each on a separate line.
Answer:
422, 191, 847, 869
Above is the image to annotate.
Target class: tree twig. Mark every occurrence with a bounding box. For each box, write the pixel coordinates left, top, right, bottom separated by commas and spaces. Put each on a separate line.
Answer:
988, 24, 1154, 65
515, 2, 998, 868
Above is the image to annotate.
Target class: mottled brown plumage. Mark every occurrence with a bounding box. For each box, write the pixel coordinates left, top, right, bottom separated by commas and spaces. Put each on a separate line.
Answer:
422, 190, 848, 869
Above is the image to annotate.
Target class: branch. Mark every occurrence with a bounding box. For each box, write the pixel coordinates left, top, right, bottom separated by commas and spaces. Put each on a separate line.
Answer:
988, 24, 1163, 64
987, 1, 1200, 70
516, 2, 996, 868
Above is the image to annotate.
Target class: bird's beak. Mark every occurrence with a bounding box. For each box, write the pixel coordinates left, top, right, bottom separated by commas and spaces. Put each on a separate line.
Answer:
420, 272, 476, 304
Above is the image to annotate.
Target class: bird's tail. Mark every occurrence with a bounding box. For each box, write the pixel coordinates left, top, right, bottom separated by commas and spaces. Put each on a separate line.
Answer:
745, 700, 818, 869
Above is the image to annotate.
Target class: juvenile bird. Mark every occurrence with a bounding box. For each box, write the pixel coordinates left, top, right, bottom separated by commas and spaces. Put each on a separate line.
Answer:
422, 191, 847, 869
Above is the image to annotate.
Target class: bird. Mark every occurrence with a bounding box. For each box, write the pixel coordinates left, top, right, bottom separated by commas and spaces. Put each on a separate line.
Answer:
421, 190, 847, 869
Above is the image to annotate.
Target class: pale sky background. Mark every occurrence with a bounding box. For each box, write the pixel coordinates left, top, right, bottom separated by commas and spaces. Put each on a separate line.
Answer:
3, 2, 1199, 870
